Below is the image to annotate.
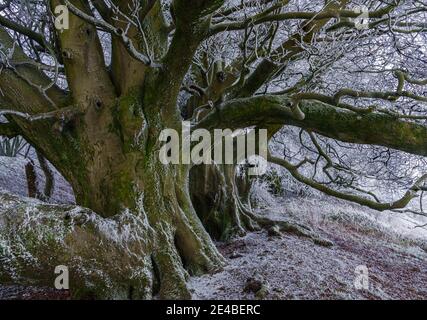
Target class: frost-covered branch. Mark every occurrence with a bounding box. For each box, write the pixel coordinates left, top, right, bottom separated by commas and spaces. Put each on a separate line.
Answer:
209, 2, 399, 36
64, 0, 160, 67
0, 106, 79, 122
269, 153, 427, 213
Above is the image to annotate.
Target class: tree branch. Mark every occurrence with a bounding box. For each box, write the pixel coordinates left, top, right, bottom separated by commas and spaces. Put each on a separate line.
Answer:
160, 0, 225, 113
210, 3, 399, 35
50, 0, 115, 105
0, 26, 69, 113
232, 0, 351, 98
0, 106, 80, 122
197, 95, 427, 157
63, 0, 160, 67
0, 15, 48, 50
269, 154, 427, 212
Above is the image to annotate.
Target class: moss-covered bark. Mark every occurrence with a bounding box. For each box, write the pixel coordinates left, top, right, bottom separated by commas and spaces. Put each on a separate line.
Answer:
0, 121, 225, 299
190, 164, 258, 241
56, 92, 226, 298
0, 193, 155, 299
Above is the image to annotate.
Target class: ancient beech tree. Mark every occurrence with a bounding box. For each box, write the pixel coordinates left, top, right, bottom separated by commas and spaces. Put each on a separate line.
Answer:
0, 0, 426, 298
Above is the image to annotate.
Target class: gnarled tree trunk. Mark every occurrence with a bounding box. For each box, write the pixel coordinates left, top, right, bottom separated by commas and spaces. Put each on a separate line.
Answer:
190, 163, 258, 240
55, 92, 225, 299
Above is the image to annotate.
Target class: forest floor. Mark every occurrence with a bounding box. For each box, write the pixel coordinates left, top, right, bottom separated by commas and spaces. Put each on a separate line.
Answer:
188, 194, 427, 300
189, 222, 427, 300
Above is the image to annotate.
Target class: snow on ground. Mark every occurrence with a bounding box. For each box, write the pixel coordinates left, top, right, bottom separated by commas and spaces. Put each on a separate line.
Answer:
0, 156, 30, 197
0, 156, 75, 204
188, 196, 427, 300
281, 196, 427, 241
189, 229, 427, 300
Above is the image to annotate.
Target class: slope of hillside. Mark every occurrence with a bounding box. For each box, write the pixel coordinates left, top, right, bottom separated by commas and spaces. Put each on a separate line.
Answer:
189, 222, 427, 300
188, 191, 427, 300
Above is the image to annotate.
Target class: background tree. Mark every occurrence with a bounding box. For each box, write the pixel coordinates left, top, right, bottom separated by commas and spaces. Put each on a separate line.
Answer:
0, 0, 426, 298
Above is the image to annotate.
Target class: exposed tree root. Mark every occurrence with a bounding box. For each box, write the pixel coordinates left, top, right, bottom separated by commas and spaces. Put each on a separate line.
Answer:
0, 180, 226, 300
235, 193, 334, 247
248, 213, 334, 247
190, 163, 333, 247
141, 166, 226, 299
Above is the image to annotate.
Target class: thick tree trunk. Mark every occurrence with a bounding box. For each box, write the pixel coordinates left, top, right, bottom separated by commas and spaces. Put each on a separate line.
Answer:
190, 164, 259, 241
137, 158, 225, 298
57, 149, 225, 298
46, 90, 226, 298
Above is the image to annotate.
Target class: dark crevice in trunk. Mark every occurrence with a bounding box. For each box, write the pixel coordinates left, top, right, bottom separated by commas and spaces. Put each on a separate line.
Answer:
174, 232, 189, 271
25, 160, 39, 199
36, 151, 54, 200
190, 164, 258, 241
150, 254, 161, 296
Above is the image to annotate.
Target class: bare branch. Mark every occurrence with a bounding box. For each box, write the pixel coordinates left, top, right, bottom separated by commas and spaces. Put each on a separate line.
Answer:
64, 0, 160, 67
197, 95, 427, 157
0, 106, 80, 122
0, 15, 48, 50
269, 153, 427, 212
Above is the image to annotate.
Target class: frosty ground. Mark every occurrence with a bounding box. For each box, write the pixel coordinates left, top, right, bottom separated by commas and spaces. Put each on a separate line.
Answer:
189, 199, 427, 300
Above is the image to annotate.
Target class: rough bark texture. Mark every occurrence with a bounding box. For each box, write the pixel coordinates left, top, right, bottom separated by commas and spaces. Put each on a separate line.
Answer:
0, 192, 154, 299
190, 164, 258, 241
